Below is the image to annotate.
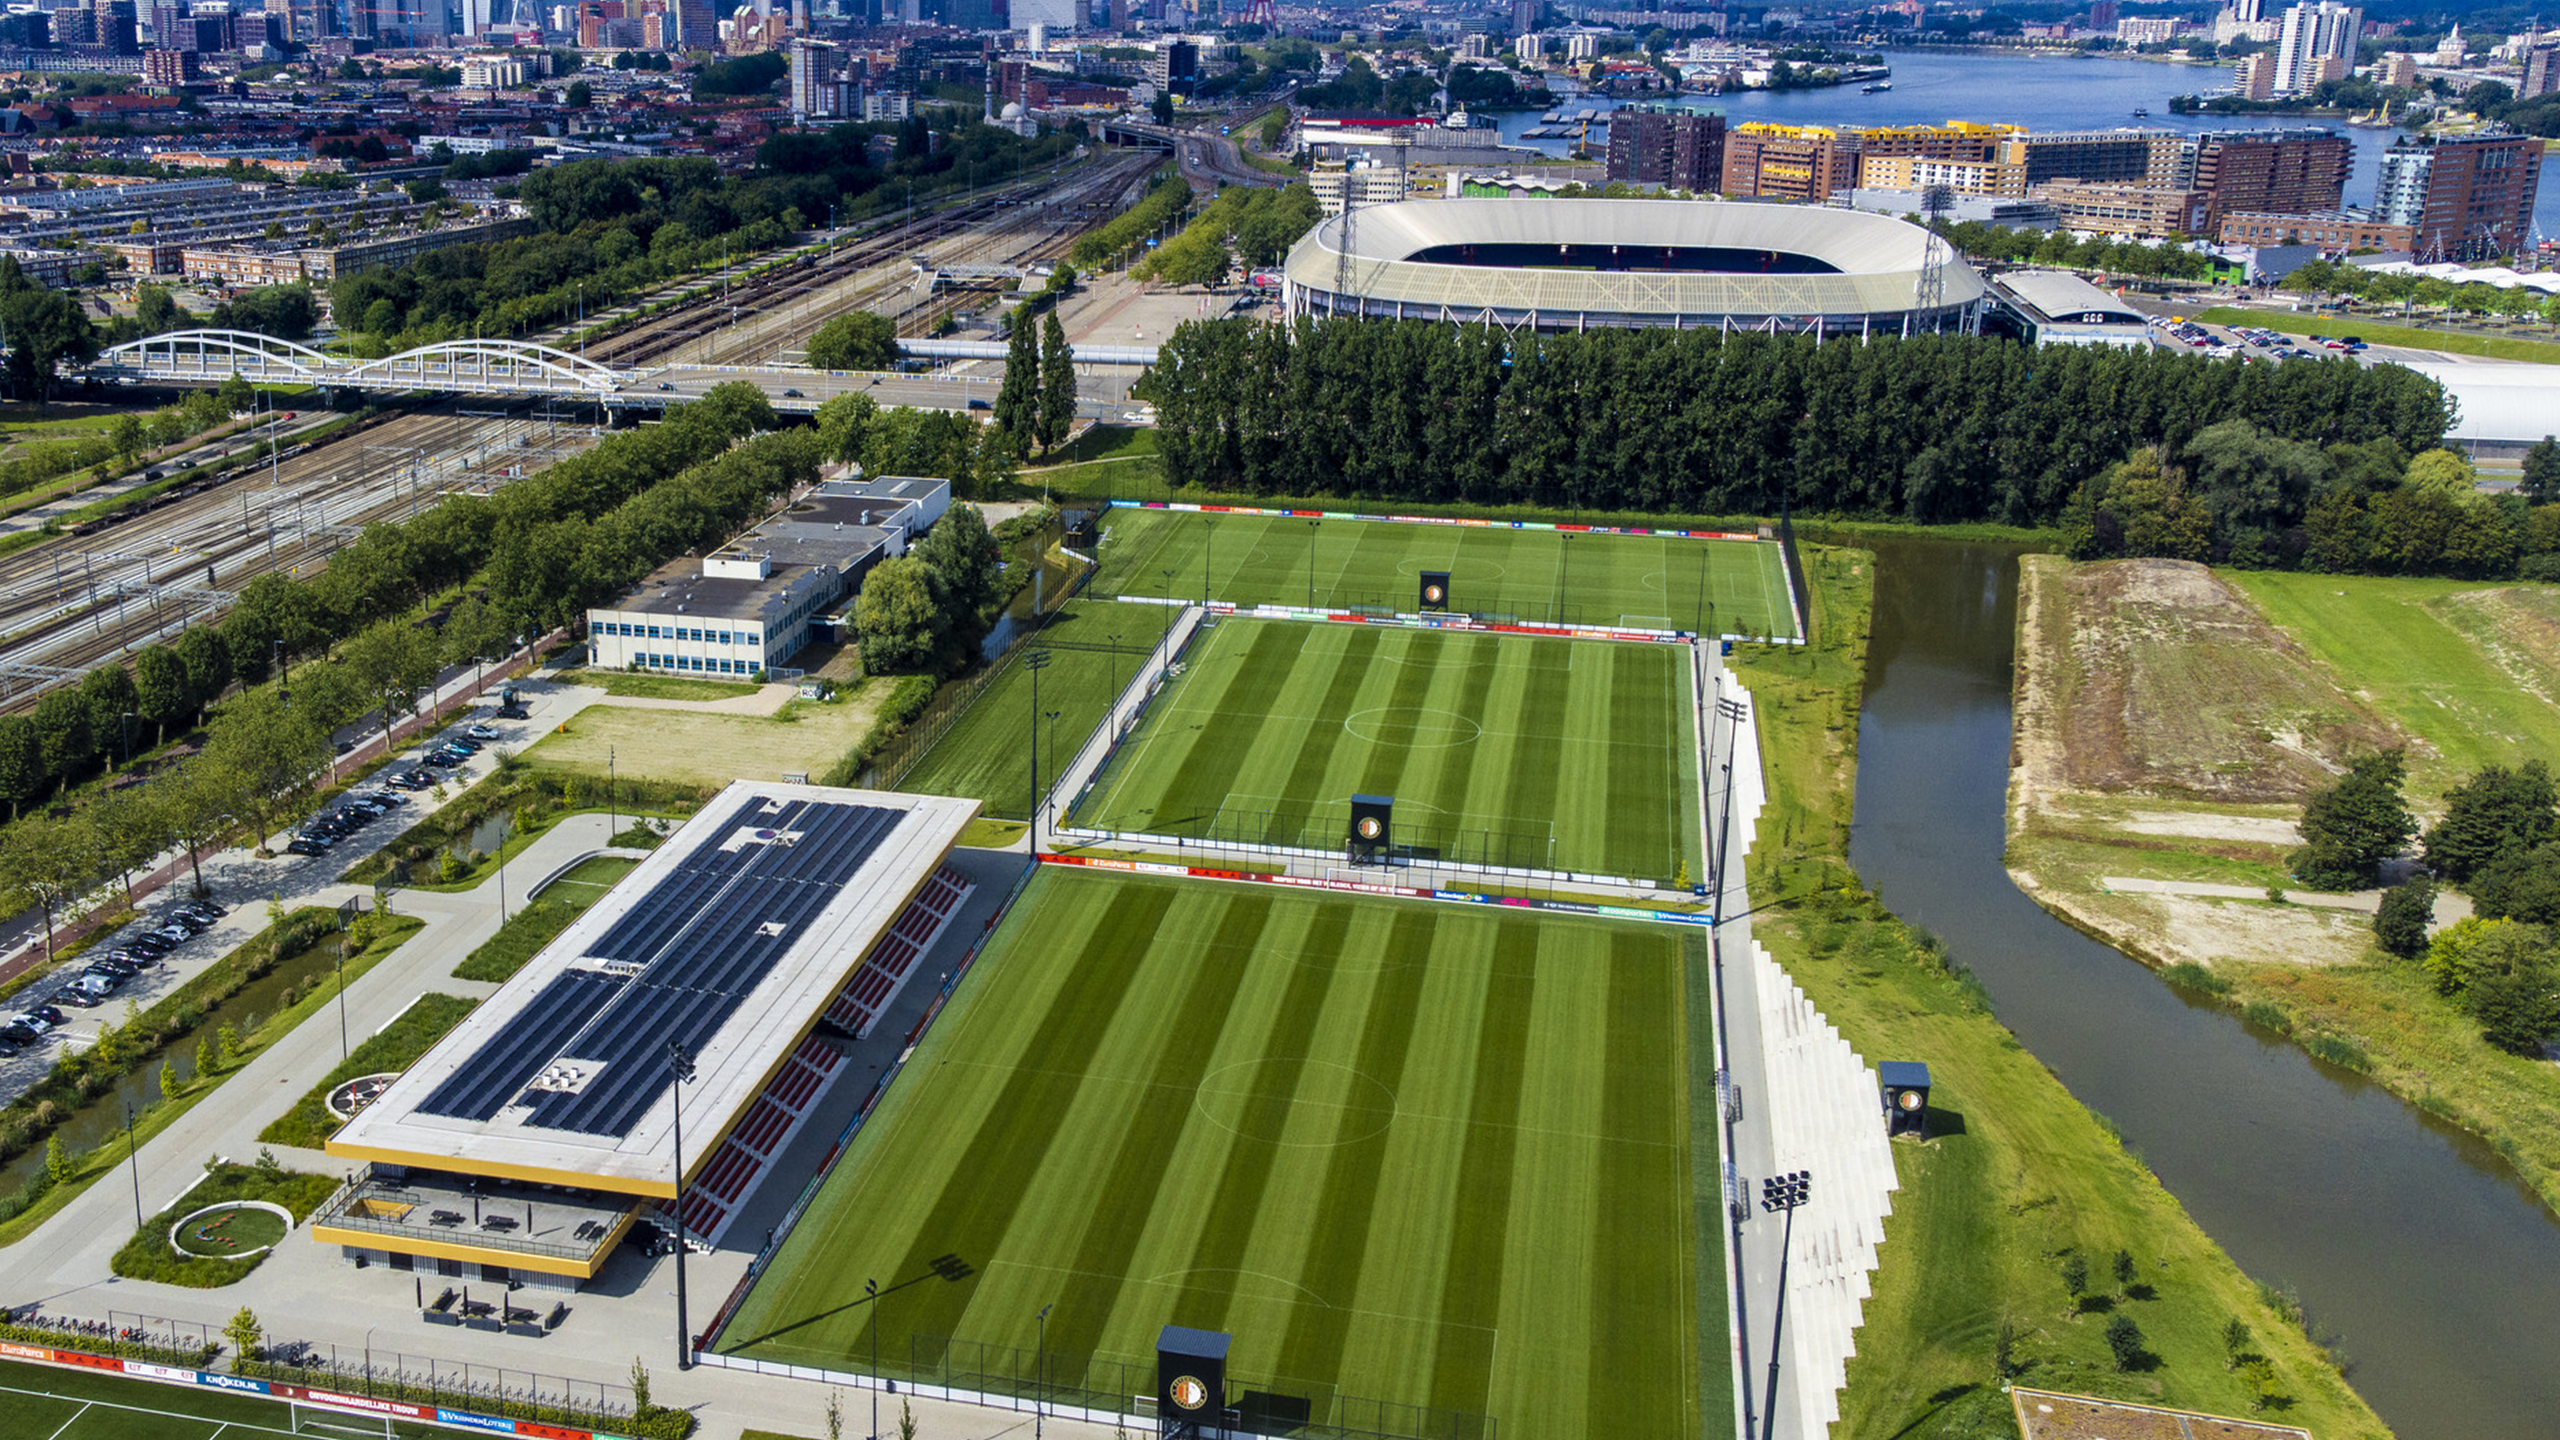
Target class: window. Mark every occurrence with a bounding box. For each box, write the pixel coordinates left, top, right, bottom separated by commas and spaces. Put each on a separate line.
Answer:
647, 626, 662, 640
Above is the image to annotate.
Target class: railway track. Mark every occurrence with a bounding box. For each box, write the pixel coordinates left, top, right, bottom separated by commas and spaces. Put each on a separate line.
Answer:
0, 154, 1156, 712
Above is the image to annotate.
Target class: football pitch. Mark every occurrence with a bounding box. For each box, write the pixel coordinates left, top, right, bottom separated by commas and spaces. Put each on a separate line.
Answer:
1094, 507, 1798, 641
715, 868, 1714, 1440
1071, 618, 1702, 883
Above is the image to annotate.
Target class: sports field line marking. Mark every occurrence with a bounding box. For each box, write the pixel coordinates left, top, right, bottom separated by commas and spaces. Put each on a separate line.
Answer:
40, 1398, 91, 1440
931, 1055, 1677, 1149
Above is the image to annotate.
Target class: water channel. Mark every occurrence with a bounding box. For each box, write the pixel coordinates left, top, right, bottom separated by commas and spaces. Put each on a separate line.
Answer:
1842, 536, 2560, 1440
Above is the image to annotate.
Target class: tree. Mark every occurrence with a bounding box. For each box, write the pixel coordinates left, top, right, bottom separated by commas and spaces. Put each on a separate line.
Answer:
0, 266, 99, 407
218, 372, 256, 414
2402, 447, 2479, 502
567, 79, 593, 107
90, 786, 167, 906
629, 1357, 652, 1411
0, 812, 100, 961
2524, 436, 2560, 504
853, 556, 940, 673
402, 177, 448, 204
210, 285, 318, 342
134, 284, 181, 335
1152, 92, 1175, 125
110, 412, 146, 463
159, 1059, 180, 1100
31, 688, 95, 790
2466, 934, 2560, 1055
224, 1307, 264, 1363
2293, 750, 2414, 890
2423, 915, 2541, 997
200, 689, 327, 849
2374, 874, 2436, 959
2111, 1248, 2137, 1288
1037, 309, 1076, 455
81, 662, 141, 766
2424, 762, 2558, 881
0, 715, 41, 817
43, 1134, 69, 1187
2223, 1317, 2252, 1368
805, 311, 898, 372
340, 617, 441, 754
994, 317, 1038, 444
161, 760, 236, 895
2105, 1313, 2147, 1371
2059, 1252, 2089, 1310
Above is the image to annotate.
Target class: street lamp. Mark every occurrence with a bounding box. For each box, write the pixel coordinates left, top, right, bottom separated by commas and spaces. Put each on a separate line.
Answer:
1025, 650, 1053, 847
666, 1040, 698, 1370
1044, 707, 1060, 835
121, 1101, 141, 1229
119, 711, 136, 768
1305, 519, 1319, 610
609, 746, 618, 837
1035, 1302, 1054, 1439
1758, 1170, 1813, 1440
864, 1277, 879, 1440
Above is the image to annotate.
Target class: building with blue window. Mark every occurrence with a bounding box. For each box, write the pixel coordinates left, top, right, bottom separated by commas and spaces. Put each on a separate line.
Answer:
585, 475, 950, 679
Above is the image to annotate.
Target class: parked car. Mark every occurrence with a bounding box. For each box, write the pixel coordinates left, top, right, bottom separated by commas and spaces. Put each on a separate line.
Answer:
286, 838, 331, 857
121, 934, 173, 957
5, 1012, 51, 1037
466, 724, 500, 742
27, 1005, 67, 1028
103, 949, 161, 969
366, 789, 408, 807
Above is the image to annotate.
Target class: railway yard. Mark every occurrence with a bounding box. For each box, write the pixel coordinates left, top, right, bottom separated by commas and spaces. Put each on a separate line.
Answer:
0, 144, 1181, 717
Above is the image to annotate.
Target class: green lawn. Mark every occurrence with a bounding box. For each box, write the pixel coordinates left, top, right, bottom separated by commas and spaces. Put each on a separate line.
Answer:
564, 669, 767, 701
0, 1362, 448, 1438
2227, 572, 2560, 797
2194, 306, 2560, 364
1093, 506, 1796, 640
1071, 618, 1702, 883
717, 868, 1714, 1440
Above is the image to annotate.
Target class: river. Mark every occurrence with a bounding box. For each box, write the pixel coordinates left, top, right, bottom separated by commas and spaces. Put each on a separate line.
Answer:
1488, 49, 2560, 242
1841, 536, 2560, 1440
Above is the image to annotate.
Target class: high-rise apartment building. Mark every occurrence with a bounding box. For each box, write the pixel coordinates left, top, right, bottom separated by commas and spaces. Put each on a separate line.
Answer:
789, 37, 838, 118
2375, 128, 2544, 260
1721, 123, 1860, 201
2271, 0, 2359, 96
1605, 103, 1725, 192
2004, 128, 2183, 188
2177, 127, 2352, 229
2523, 45, 2560, 98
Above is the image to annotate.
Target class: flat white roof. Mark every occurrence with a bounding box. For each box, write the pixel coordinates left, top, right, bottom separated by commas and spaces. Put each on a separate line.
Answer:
331, 781, 977, 1196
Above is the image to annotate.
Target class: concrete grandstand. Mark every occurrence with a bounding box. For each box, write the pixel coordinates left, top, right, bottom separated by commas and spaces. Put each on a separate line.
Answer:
1282, 197, 1989, 335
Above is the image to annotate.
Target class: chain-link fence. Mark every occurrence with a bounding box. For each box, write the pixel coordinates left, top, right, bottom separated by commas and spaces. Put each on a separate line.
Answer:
1068, 797, 1577, 881
244, 1338, 636, 1430
906, 1332, 1494, 1440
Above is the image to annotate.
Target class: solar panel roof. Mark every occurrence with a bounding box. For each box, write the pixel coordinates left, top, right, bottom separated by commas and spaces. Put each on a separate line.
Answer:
330, 782, 980, 1196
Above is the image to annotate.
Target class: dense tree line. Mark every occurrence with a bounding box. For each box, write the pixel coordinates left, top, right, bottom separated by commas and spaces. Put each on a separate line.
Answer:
2278, 258, 2560, 325
1940, 224, 2215, 280
2066, 430, 2560, 581
853, 503, 1006, 673
332, 117, 1076, 353
1069, 171, 1190, 273
1135, 182, 1320, 287
2358, 759, 2560, 1055
1135, 319, 2450, 524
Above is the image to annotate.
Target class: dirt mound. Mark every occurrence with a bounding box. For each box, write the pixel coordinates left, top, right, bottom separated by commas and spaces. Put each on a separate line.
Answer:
2035, 558, 2404, 804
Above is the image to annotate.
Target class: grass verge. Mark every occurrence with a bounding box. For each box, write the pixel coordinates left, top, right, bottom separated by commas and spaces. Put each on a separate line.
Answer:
109, 1159, 337, 1287
560, 669, 769, 702
258, 993, 477, 1149
342, 765, 713, 890
1734, 546, 2389, 1439
453, 900, 579, 982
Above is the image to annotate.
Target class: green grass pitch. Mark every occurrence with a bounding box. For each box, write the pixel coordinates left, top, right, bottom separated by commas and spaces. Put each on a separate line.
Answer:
1070, 618, 1702, 883
717, 868, 1713, 1439
897, 605, 1164, 820
0, 1361, 448, 1439
1093, 507, 1797, 641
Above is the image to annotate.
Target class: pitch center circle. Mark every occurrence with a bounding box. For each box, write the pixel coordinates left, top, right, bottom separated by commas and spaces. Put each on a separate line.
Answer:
1343, 707, 1482, 749
1194, 1059, 1398, 1148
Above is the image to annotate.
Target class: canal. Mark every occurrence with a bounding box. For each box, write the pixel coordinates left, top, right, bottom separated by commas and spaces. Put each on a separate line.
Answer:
1843, 536, 2560, 1440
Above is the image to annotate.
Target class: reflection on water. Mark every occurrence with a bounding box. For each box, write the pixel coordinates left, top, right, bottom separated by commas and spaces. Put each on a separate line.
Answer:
1843, 535, 2560, 1440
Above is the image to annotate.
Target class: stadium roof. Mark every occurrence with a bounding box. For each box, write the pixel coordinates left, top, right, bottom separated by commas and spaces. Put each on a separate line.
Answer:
1285, 198, 1987, 325
1994, 270, 2147, 327
2392, 360, 2560, 445
331, 782, 978, 1197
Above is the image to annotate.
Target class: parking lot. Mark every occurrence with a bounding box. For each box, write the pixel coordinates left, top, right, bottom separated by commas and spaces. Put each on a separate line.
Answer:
2145, 313, 2369, 362
0, 684, 581, 1106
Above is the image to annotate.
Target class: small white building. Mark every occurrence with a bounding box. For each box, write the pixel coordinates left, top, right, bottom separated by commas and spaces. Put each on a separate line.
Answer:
587, 476, 950, 679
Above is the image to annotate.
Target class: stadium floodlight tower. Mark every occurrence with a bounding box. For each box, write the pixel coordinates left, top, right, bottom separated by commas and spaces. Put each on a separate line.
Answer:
1757, 1170, 1813, 1440
667, 1039, 698, 1369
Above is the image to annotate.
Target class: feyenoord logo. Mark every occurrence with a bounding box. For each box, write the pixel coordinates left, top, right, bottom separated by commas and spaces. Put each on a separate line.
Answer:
1423, 584, 1445, 604
1356, 816, 1384, 841
1896, 1089, 1923, 1112
1171, 1376, 1209, 1411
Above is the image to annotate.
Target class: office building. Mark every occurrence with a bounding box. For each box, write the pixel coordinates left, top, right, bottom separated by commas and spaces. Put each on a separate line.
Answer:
588, 477, 950, 679
1605, 103, 1724, 192
2271, 0, 2359, 96
2374, 128, 2545, 260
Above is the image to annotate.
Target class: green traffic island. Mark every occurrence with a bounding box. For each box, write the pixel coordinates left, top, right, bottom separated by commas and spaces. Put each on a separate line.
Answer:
110, 1155, 338, 1288
340, 766, 715, 892
259, 993, 479, 1150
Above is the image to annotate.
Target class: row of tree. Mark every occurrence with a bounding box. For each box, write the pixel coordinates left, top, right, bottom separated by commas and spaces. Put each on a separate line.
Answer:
994, 308, 1077, 458
1134, 182, 1321, 289
1133, 319, 2451, 523
2063, 429, 2560, 580
2334, 757, 2560, 1055
1940, 224, 2216, 281
2277, 259, 2560, 326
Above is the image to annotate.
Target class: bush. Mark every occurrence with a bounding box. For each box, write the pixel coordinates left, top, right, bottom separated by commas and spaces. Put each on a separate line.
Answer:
258, 994, 476, 1148
2374, 874, 2436, 958
453, 900, 578, 982
823, 673, 938, 785
2161, 960, 2231, 995
108, 1162, 339, 1288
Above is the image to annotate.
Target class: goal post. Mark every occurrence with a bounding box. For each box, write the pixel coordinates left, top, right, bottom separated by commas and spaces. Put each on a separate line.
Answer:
288, 1401, 393, 1439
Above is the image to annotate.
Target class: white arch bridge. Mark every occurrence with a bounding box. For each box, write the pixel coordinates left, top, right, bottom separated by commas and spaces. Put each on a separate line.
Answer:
83, 328, 1153, 416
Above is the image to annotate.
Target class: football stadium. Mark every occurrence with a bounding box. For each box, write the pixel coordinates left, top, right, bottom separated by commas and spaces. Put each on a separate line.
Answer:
318, 782, 982, 1288
1282, 198, 1989, 335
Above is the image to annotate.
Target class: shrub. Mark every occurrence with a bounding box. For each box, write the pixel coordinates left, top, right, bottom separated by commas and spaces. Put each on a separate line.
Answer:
2161, 960, 2231, 996
2105, 1312, 2147, 1371
108, 1161, 338, 1288
2373, 874, 2436, 959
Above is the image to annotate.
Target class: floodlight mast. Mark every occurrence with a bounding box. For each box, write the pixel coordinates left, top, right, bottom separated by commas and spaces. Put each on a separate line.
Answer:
1757, 1169, 1813, 1440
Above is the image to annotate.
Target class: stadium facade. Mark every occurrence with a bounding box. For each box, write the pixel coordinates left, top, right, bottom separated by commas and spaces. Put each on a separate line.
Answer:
1281, 197, 1989, 336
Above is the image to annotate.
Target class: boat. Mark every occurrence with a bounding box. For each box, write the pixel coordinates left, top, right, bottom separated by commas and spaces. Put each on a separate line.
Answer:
2131, 106, 2150, 117
1863, 81, 1893, 93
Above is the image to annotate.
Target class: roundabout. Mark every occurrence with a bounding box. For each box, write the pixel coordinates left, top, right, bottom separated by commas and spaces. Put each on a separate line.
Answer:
169, 1200, 293, 1260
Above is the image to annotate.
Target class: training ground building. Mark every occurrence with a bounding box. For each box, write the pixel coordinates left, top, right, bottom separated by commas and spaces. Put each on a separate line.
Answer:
315, 782, 982, 1293
586, 475, 949, 680
1989, 270, 2154, 350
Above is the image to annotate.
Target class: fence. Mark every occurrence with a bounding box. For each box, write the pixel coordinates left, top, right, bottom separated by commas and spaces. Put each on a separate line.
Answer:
243, 1340, 636, 1429
2, 1307, 219, 1367
1073, 798, 1582, 880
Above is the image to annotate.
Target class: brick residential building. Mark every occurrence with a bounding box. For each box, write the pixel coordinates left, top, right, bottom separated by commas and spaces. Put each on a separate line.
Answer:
1605, 103, 1726, 191
2218, 210, 2417, 250
1721, 123, 1859, 201
2375, 128, 2545, 260
2177, 128, 2352, 230
2030, 180, 2211, 237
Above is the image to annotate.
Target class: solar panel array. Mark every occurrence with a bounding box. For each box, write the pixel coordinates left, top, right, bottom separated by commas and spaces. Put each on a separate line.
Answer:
415, 796, 907, 1138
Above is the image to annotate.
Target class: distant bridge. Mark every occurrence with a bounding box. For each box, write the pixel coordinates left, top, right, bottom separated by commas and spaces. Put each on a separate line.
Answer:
83, 328, 1147, 417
